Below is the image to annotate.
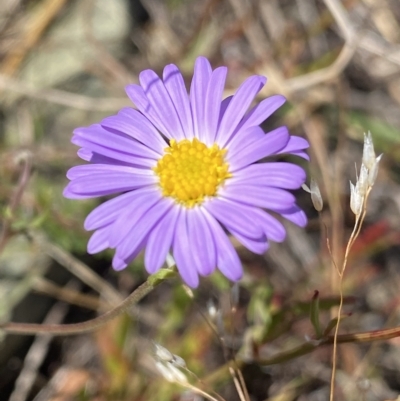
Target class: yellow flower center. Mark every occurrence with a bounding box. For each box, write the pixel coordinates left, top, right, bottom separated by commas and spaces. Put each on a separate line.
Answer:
154, 138, 231, 207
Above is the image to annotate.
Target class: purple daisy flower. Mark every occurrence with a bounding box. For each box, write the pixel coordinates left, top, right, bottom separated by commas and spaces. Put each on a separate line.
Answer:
63, 57, 309, 288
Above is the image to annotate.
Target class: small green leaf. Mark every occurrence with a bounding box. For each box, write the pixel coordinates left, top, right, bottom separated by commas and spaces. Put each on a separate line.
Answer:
323, 313, 351, 336
148, 267, 176, 286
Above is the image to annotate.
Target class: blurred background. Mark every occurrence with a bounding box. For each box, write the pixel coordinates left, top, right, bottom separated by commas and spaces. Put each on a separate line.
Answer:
1, 0, 400, 400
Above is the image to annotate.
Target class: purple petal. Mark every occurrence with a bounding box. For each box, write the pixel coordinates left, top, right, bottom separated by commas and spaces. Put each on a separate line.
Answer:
145, 206, 180, 274
173, 208, 200, 287
239, 95, 286, 131
204, 198, 264, 239
277, 136, 309, 159
85, 191, 137, 231
207, 197, 287, 242
221, 185, 295, 211
125, 84, 173, 139
112, 255, 129, 271
112, 243, 144, 271
228, 126, 290, 171
115, 198, 174, 261
63, 171, 157, 199
187, 208, 216, 276
225, 126, 265, 160
77, 148, 92, 161
204, 67, 227, 144
230, 162, 306, 189
109, 191, 164, 248
190, 57, 212, 142
217, 75, 266, 146
72, 125, 159, 166
66, 164, 154, 180
257, 211, 286, 242
87, 225, 110, 254
202, 209, 243, 281
218, 96, 233, 127
230, 230, 269, 254
84, 188, 156, 230
77, 149, 133, 166
280, 205, 308, 227
101, 108, 167, 154
139, 69, 185, 140
287, 150, 309, 160
163, 64, 194, 139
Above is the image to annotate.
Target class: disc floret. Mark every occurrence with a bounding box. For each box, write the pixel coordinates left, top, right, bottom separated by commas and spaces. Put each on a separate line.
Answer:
154, 138, 231, 207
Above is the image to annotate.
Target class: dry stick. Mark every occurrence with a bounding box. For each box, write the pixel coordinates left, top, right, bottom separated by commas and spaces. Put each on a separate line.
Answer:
0, 74, 130, 111
183, 367, 227, 401
258, 324, 400, 364
179, 382, 222, 401
234, 367, 250, 401
189, 307, 234, 401
277, 0, 400, 95
0, 152, 32, 254
33, 277, 107, 312
8, 281, 75, 401
205, 324, 400, 388
29, 232, 123, 306
286, 41, 356, 92
330, 187, 372, 401
323, 0, 400, 67
229, 366, 247, 401
0, 0, 68, 77
0, 268, 175, 336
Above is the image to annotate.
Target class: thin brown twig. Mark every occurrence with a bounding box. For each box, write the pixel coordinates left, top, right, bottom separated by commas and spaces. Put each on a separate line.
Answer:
330, 187, 372, 401
229, 366, 248, 401
0, 151, 32, 254
33, 277, 107, 312
285, 41, 357, 92
183, 368, 227, 401
0, 0, 68, 77
323, 0, 400, 66
0, 268, 175, 336
28, 231, 123, 306
8, 281, 75, 401
205, 323, 400, 387
179, 382, 223, 401
0, 73, 130, 110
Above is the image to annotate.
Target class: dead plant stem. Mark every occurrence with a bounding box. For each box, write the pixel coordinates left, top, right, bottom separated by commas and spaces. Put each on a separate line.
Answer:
330, 187, 372, 401
0, 268, 175, 336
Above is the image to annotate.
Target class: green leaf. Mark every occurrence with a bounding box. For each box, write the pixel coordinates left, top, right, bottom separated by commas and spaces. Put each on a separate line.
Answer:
148, 267, 176, 287
323, 313, 351, 336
